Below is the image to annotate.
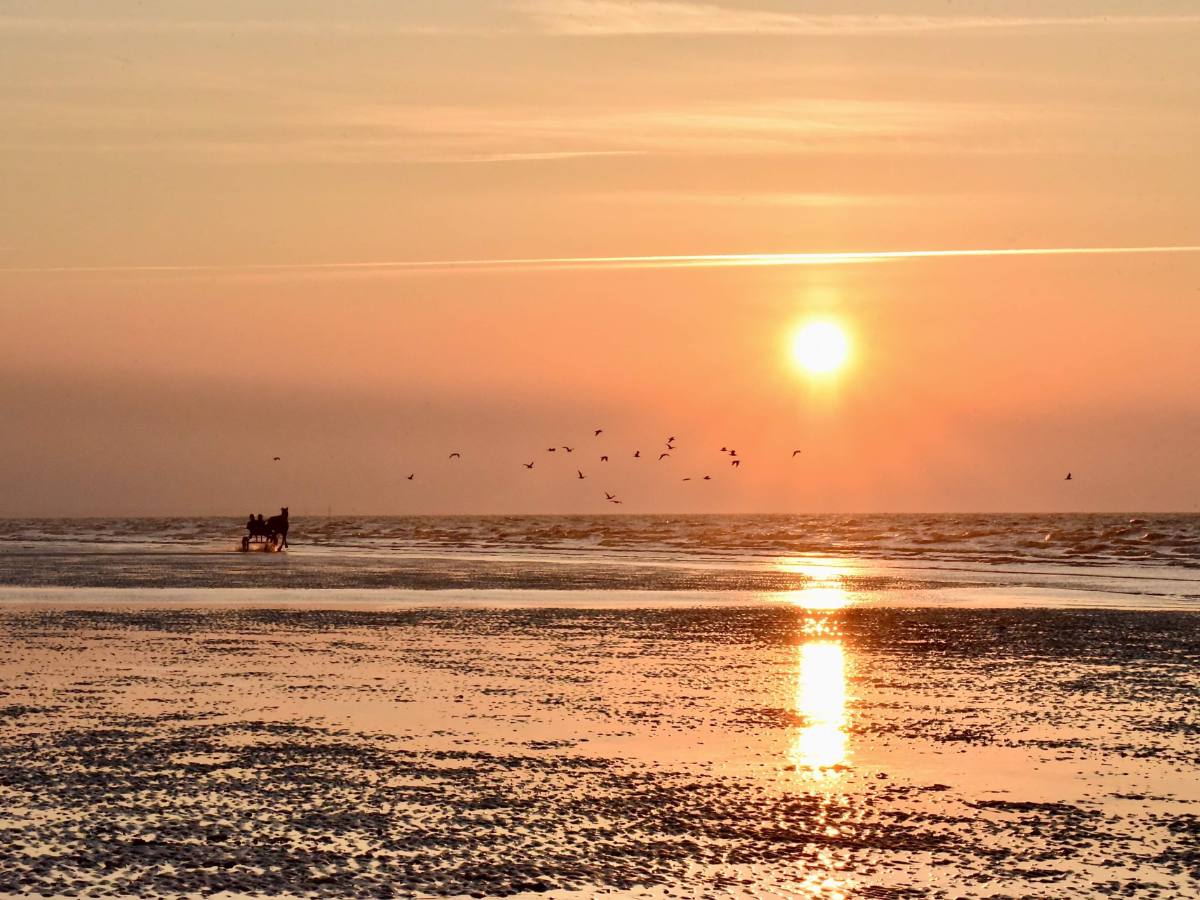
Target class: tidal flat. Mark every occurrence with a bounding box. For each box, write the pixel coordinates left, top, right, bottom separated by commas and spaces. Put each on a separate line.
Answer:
1, 602, 1198, 898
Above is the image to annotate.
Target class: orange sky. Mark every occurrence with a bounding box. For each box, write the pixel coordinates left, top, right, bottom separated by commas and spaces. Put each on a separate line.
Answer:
1, 2, 1198, 515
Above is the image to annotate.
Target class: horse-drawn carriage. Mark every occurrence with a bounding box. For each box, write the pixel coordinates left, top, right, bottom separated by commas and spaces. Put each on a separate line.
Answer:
239, 507, 290, 552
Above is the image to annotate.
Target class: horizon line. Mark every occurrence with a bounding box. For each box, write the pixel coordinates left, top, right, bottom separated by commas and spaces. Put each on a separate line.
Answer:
3, 509, 1194, 518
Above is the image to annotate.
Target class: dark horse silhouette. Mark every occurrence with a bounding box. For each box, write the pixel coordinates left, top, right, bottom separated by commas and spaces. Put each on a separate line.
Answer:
241, 507, 289, 551
266, 507, 289, 549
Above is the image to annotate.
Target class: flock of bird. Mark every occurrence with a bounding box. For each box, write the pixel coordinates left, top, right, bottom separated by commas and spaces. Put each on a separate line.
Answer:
269, 438, 1077, 503
273, 430, 804, 507
436, 430, 802, 505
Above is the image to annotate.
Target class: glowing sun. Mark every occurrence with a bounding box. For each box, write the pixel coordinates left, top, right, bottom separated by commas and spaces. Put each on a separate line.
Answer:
790, 320, 850, 375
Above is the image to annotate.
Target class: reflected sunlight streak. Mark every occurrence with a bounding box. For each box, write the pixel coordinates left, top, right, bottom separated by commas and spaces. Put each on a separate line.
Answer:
790, 641, 849, 776
777, 560, 852, 777
772, 561, 854, 612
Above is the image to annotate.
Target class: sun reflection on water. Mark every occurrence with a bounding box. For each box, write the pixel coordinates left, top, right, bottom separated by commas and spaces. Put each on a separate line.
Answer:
771, 560, 856, 611
791, 641, 848, 775
795, 586, 849, 611
777, 563, 852, 779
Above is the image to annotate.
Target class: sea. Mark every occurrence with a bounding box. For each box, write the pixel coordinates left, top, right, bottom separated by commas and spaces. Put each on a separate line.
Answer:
0, 513, 1197, 608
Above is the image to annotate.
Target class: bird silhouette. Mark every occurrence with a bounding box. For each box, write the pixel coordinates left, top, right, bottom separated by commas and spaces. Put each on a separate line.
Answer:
609, 499, 624, 504
658, 452, 670, 460
1065, 472, 1073, 480
720, 446, 727, 452
272, 456, 281, 461
729, 449, 737, 457
449, 452, 461, 460
523, 462, 535, 469
667, 436, 676, 444
407, 474, 414, 480
594, 429, 603, 436
703, 475, 711, 480
633, 450, 641, 458
600, 455, 609, 462
563, 446, 574, 453
731, 459, 741, 468
547, 447, 557, 452
577, 470, 586, 479
604, 491, 616, 500
792, 450, 802, 457
682, 477, 691, 481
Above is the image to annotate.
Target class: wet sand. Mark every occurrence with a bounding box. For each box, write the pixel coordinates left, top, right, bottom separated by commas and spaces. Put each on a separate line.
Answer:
1, 601, 1198, 898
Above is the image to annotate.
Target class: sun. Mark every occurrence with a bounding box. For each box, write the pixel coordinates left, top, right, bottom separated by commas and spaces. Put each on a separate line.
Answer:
790, 320, 850, 375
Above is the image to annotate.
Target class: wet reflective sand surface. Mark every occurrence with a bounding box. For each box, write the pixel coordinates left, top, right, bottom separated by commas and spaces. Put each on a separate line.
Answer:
1, 599, 1198, 898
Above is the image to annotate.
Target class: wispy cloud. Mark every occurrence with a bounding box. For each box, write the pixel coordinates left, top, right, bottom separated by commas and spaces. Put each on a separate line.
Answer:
1, 95, 1019, 163
5, 6, 1198, 39
0, 15, 454, 36
516, 1, 1200, 36
334, 97, 979, 160
6, 245, 1200, 278
582, 190, 993, 209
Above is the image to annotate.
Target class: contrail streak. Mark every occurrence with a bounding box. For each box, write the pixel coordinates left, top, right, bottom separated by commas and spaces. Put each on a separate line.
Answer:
5, 245, 1200, 276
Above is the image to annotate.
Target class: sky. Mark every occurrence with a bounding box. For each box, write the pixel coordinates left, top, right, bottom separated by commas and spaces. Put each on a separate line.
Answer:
1, 0, 1198, 515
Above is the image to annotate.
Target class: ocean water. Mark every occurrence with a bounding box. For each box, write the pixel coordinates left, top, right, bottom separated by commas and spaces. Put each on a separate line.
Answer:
0, 514, 1197, 606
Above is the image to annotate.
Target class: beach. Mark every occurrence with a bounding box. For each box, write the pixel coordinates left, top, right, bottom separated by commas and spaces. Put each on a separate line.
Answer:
1, 516, 1199, 898
7, 0, 1199, 894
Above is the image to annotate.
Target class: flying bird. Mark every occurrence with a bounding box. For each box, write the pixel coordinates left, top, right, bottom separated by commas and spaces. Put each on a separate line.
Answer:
547, 447, 557, 452
577, 470, 586, 479
594, 429, 603, 436
449, 452, 461, 460
682, 477, 691, 482
729, 449, 737, 457
731, 459, 741, 468
604, 491, 616, 500
609, 499, 624, 505
600, 455, 608, 462
407, 474, 414, 480
272, 457, 281, 461
703, 475, 711, 480
720, 446, 727, 452
563, 446, 574, 453
1065, 472, 1073, 480
792, 450, 802, 457
523, 462, 535, 469
633, 450, 641, 458
658, 453, 670, 460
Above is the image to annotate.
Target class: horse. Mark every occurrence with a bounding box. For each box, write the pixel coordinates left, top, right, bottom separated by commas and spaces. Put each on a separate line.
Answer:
266, 507, 289, 549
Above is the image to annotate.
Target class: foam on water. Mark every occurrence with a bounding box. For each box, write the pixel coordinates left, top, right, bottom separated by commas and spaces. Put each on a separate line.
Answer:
1, 513, 1197, 565
0, 514, 1198, 602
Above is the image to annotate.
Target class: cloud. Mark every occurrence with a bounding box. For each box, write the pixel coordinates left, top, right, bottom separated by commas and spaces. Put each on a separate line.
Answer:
0, 15, 453, 36
6, 245, 1200, 278
1, 95, 1019, 164
514, 1, 1200, 36
580, 190, 938, 208
5, 5, 1199, 39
